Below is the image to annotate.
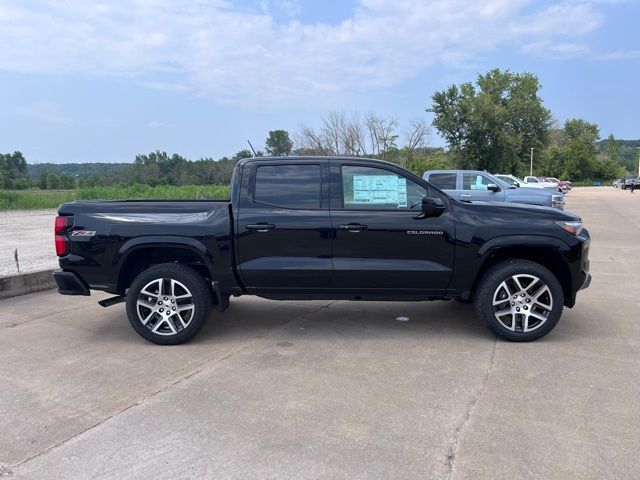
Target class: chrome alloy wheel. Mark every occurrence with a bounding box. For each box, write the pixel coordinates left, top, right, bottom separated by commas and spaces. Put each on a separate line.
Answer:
135, 278, 195, 336
491, 274, 553, 333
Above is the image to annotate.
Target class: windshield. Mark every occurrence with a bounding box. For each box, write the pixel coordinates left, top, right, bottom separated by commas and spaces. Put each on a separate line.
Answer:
485, 173, 513, 189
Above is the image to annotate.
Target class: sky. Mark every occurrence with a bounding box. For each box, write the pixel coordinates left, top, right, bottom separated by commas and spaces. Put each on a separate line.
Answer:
0, 0, 638, 164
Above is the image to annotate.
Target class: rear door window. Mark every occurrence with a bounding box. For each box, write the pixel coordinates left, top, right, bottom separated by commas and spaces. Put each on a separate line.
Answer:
254, 164, 321, 209
428, 173, 457, 190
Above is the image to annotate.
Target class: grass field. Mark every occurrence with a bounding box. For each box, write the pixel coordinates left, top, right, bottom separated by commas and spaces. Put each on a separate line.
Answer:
0, 184, 230, 210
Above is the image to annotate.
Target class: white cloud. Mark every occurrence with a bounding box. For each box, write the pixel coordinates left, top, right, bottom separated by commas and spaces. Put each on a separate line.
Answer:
16, 101, 70, 125
0, 0, 613, 106
521, 41, 591, 59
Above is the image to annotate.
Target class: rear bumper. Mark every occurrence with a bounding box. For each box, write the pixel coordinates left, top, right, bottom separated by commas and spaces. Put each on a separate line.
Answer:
53, 269, 90, 296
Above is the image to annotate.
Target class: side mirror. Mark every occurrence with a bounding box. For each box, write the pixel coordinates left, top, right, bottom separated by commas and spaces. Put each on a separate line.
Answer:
512, 181, 519, 188
487, 183, 500, 192
421, 196, 445, 217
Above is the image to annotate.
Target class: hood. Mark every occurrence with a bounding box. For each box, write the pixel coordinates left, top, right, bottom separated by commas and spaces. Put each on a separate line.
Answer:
506, 187, 558, 198
457, 199, 580, 221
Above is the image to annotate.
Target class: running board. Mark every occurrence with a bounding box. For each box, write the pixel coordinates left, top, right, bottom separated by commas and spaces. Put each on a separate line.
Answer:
98, 295, 126, 308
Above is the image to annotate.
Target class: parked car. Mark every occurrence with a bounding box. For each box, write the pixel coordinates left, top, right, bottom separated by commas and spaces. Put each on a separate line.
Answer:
612, 179, 623, 188
544, 177, 571, 193
523, 176, 562, 192
495, 174, 547, 190
424, 170, 565, 209
53, 157, 590, 344
622, 177, 640, 190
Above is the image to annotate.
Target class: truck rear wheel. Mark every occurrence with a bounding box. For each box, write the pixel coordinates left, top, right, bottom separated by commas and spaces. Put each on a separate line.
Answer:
126, 263, 212, 345
474, 259, 563, 341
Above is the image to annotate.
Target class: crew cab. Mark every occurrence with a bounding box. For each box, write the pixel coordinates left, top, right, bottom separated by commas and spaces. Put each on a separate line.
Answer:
54, 157, 591, 344
424, 170, 565, 209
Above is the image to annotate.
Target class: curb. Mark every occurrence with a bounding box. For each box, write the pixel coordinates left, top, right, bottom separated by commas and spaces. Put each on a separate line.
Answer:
0, 269, 56, 300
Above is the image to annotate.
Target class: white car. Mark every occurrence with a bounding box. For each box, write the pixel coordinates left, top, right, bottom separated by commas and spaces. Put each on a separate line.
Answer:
523, 176, 559, 191
495, 174, 548, 190
544, 177, 571, 192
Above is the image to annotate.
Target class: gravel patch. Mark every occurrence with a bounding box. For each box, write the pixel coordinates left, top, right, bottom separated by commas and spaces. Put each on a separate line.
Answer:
0, 210, 58, 276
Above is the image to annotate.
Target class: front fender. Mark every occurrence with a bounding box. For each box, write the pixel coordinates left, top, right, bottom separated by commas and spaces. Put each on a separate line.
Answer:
476, 235, 568, 258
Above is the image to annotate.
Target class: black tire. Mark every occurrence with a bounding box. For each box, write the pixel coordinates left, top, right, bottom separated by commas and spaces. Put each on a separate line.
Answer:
473, 259, 564, 342
126, 263, 212, 345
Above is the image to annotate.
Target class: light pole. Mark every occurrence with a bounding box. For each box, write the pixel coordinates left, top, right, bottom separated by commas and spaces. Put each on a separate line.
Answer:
636, 147, 640, 176
530, 148, 534, 176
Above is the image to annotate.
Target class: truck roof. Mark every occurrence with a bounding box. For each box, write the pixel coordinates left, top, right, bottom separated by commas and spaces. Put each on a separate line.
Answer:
237, 156, 400, 168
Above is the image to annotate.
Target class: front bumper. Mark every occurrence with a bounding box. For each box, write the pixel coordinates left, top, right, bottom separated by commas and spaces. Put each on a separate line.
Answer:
53, 269, 90, 296
552, 196, 565, 210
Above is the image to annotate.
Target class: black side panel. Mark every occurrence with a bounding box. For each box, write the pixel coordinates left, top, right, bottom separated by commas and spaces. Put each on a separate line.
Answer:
236, 161, 333, 289
328, 159, 455, 294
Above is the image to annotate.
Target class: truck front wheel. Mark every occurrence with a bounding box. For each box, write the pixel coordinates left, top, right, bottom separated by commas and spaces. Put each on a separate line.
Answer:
126, 263, 213, 345
474, 259, 564, 341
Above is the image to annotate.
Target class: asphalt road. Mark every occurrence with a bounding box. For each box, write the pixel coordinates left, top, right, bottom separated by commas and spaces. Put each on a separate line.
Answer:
1, 187, 638, 479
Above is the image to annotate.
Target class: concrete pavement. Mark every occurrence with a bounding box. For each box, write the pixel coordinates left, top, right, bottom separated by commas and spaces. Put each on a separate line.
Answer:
1, 187, 638, 479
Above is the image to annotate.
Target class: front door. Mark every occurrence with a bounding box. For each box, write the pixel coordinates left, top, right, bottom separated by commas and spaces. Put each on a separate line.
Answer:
460, 172, 505, 202
236, 161, 332, 291
330, 162, 455, 294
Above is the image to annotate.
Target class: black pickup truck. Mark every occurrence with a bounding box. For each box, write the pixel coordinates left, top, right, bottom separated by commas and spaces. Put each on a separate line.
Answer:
54, 157, 591, 344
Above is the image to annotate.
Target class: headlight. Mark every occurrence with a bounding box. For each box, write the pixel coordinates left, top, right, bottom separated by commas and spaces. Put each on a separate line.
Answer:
555, 220, 583, 236
551, 195, 564, 208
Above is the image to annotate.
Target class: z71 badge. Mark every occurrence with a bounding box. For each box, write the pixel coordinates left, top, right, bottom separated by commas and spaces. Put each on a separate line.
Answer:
71, 230, 96, 237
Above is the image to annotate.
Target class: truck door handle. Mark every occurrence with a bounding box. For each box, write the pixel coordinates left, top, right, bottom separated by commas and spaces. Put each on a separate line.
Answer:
246, 223, 275, 232
338, 224, 368, 232
461, 194, 471, 198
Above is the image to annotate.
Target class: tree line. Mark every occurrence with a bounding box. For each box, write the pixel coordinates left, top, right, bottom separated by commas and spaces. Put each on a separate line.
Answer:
2, 68, 637, 191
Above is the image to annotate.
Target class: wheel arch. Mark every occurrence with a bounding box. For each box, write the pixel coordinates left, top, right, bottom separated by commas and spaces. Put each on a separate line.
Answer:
115, 237, 216, 293
470, 239, 573, 307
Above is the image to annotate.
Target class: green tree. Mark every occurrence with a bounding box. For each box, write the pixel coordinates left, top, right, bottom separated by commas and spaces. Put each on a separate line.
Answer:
560, 119, 599, 180
604, 134, 620, 163
265, 130, 293, 156
536, 119, 622, 181
39, 172, 50, 189
133, 151, 189, 185
406, 148, 453, 176
428, 69, 552, 173
232, 149, 253, 160
0, 151, 29, 188
45, 172, 61, 189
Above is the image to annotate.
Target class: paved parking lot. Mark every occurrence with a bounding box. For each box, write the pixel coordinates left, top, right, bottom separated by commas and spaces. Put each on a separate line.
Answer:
1, 187, 639, 479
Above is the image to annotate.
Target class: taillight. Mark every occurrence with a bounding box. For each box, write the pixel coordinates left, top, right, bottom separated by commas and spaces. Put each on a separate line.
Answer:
55, 216, 72, 256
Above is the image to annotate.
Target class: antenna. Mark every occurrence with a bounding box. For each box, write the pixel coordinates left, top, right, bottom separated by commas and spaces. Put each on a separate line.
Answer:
247, 140, 257, 156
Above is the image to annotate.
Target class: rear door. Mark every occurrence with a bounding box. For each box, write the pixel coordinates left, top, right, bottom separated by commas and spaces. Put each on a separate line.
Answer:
330, 161, 454, 294
236, 160, 332, 291
460, 172, 505, 202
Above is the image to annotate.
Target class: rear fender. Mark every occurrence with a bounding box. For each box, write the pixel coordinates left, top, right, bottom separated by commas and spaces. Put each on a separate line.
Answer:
114, 236, 217, 285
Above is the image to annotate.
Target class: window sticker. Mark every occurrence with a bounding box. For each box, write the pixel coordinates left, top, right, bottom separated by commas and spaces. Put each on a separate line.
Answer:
353, 175, 407, 207
470, 175, 488, 190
